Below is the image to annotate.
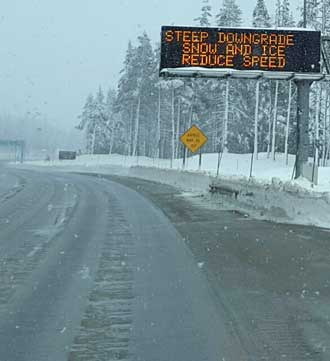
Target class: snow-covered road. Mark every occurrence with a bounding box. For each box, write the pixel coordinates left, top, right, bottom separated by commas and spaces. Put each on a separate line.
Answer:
1, 165, 330, 360
0, 167, 235, 360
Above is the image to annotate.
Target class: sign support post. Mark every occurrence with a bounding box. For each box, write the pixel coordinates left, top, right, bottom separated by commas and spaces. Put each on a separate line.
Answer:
182, 147, 186, 169
294, 79, 313, 179
180, 125, 208, 167
216, 146, 223, 177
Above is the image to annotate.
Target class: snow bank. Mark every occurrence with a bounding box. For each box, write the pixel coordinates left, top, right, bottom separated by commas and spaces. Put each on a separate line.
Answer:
20, 152, 330, 228
24, 152, 330, 192
129, 167, 211, 193
210, 175, 330, 228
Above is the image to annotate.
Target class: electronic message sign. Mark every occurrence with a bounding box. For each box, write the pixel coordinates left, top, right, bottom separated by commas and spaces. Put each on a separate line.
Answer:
160, 26, 321, 74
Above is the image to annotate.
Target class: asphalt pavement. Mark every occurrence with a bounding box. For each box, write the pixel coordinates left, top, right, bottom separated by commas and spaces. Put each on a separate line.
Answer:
0, 166, 330, 361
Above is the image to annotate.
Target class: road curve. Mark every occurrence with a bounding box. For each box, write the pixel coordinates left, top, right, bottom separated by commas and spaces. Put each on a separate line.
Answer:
0, 167, 238, 361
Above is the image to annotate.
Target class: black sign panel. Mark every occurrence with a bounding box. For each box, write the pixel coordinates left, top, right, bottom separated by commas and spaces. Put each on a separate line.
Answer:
160, 26, 321, 74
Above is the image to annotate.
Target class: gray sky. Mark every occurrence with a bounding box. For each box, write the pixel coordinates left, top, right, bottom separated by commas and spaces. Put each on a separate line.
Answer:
0, 0, 301, 129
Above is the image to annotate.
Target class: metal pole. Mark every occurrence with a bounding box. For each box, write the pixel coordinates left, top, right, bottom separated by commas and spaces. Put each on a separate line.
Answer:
294, 79, 313, 179
303, 0, 307, 28
198, 149, 202, 171
249, 150, 254, 178
216, 145, 223, 177
157, 84, 161, 158
291, 156, 297, 180
254, 79, 260, 160
171, 83, 175, 166
182, 146, 186, 169
315, 84, 321, 166
312, 144, 316, 185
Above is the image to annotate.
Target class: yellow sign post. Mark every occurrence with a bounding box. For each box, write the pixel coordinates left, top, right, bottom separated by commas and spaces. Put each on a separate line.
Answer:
180, 125, 208, 153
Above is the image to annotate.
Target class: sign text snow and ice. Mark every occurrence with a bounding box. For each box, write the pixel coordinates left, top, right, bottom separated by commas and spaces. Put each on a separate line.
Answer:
160, 26, 321, 74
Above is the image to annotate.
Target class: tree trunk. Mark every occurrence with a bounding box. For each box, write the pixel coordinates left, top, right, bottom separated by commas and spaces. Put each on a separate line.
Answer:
157, 84, 161, 158
254, 79, 260, 159
326, 89, 330, 161
171, 84, 175, 163
132, 95, 141, 157
176, 96, 181, 159
322, 90, 328, 166
267, 84, 273, 158
271, 80, 279, 161
223, 78, 229, 152
285, 81, 292, 165
315, 84, 321, 165
91, 124, 96, 155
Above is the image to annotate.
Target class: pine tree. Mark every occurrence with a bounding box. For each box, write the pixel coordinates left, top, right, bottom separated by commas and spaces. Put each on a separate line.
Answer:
275, 0, 282, 26
105, 88, 119, 154
116, 41, 138, 155
298, 0, 321, 29
93, 86, 108, 154
77, 94, 97, 154
281, 0, 295, 26
194, 0, 212, 27
133, 32, 157, 157
275, 0, 295, 27
216, 0, 242, 27
252, 0, 272, 28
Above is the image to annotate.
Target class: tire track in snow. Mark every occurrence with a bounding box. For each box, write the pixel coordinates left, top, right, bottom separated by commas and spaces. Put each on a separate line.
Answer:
68, 194, 134, 361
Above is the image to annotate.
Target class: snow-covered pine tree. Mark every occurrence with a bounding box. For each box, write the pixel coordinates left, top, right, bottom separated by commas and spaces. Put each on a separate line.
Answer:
194, 0, 212, 27
76, 93, 97, 154
252, 0, 272, 28
214, 0, 243, 151
133, 32, 157, 157
116, 41, 139, 155
229, 79, 256, 153
281, 0, 295, 27
251, 0, 274, 156
105, 88, 122, 155
275, 0, 295, 27
275, 0, 282, 27
216, 0, 242, 27
321, 0, 330, 34
298, 0, 321, 29
93, 86, 108, 154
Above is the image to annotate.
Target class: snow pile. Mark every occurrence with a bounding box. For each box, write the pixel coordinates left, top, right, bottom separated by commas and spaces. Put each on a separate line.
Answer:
20, 152, 330, 228
129, 166, 211, 193
57, 152, 330, 193
210, 175, 330, 228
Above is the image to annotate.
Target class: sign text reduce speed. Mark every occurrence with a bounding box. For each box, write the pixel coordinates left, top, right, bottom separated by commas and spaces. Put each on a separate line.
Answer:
160, 26, 321, 73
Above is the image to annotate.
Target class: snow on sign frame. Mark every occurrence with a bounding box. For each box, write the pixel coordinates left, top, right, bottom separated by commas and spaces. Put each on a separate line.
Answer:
159, 25, 321, 77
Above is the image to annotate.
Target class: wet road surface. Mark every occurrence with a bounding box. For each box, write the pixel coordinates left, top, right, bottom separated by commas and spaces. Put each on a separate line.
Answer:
0, 166, 330, 360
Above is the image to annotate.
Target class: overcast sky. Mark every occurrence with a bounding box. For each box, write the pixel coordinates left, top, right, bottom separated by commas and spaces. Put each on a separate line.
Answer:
0, 0, 302, 129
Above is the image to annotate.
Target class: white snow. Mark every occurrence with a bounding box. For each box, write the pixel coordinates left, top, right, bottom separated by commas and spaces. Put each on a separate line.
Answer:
18, 152, 330, 228
22, 152, 330, 192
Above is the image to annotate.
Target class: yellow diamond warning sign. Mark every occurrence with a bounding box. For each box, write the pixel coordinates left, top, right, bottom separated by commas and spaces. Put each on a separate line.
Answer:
180, 125, 208, 153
